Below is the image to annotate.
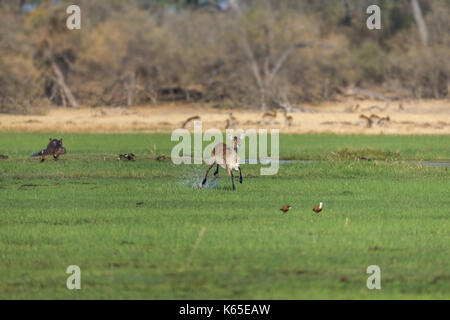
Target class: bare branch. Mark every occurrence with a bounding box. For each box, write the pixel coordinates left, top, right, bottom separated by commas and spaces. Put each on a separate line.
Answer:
410, 0, 429, 47
240, 30, 264, 89
50, 60, 79, 108
267, 42, 314, 85
229, 0, 263, 89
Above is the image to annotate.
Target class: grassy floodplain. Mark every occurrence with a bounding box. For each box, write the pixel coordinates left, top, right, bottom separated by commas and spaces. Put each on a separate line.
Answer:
0, 133, 449, 299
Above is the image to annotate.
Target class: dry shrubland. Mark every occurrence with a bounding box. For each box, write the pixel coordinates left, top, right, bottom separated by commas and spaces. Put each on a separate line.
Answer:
0, 0, 448, 114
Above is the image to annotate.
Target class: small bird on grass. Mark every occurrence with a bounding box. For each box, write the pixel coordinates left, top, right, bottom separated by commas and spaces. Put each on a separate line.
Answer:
118, 153, 136, 161
156, 154, 167, 161
0, 155, 8, 160
280, 205, 292, 213
313, 202, 323, 213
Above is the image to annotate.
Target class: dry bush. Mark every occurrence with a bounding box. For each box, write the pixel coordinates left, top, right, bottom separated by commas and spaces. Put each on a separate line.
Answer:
75, 9, 177, 106
0, 53, 46, 114
0, 0, 448, 114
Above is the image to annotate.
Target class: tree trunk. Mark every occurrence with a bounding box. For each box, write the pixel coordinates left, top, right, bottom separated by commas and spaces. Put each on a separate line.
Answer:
259, 87, 267, 111
51, 60, 78, 108
410, 0, 429, 47
126, 72, 136, 107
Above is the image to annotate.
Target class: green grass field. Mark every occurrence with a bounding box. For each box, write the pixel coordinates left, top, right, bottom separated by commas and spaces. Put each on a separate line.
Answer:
0, 133, 449, 299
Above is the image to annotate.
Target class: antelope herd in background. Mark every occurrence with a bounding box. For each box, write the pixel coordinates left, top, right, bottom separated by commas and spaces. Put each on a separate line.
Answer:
179, 106, 394, 130
180, 109, 296, 129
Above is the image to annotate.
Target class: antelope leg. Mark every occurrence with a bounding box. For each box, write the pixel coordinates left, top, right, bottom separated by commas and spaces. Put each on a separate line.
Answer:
214, 164, 219, 176
227, 165, 235, 191
202, 162, 215, 186
239, 167, 243, 184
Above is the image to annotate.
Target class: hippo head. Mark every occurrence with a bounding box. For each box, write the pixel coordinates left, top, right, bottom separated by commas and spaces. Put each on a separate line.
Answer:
55, 138, 66, 155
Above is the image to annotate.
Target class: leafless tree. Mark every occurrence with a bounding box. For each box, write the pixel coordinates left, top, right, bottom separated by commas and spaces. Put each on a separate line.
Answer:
228, 0, 317, 111
410, 0, 429, 47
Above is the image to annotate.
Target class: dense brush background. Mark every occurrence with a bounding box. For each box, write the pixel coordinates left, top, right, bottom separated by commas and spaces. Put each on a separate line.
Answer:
0, 0, 449, 114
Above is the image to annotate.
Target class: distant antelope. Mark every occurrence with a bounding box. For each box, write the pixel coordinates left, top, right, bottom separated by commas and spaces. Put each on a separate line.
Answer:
202, 133, 244, 191
369, 114, 381, 125
283, 111, 293, 127
225, 112, 238, 129
359, 114, 372, 128
378, 116, 390, 127
181, 115, 200, 128
261, 111, 277, 125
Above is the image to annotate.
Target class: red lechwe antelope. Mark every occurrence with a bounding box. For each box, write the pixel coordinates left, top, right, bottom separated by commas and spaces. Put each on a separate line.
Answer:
283, 111, 293, 127
369, 114, 381, 126
359, 114, 372, 128
378, 116, 390, 127
225, 112, 238, 129
181, 115, 200, 128
202, 133, 244, 191
261, 111, 277, 125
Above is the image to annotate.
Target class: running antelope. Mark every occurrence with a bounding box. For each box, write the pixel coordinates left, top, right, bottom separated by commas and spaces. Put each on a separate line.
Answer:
283, 111, 293, 127
202, 133, 244, 191
261, 111, 277, 125
225, 112, 238, 129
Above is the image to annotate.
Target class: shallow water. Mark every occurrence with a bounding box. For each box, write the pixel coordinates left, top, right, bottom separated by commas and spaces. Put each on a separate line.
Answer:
417, 161, 450, 167
245, 159, 317, 165
180, 156, 450, 167
247, 159, 450, 167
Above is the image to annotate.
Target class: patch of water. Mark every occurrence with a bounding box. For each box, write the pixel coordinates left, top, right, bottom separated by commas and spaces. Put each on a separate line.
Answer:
415, 161, 450, 167
179, 156, 450, 167
247, 159, 450, 167
245, 159, 317, 165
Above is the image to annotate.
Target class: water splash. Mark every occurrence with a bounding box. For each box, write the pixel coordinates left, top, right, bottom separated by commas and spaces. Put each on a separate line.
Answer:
181, 166, 221, 190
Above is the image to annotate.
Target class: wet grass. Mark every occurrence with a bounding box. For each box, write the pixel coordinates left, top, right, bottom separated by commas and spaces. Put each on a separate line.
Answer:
0, 133, 449, 299
0, 132, 449, 161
